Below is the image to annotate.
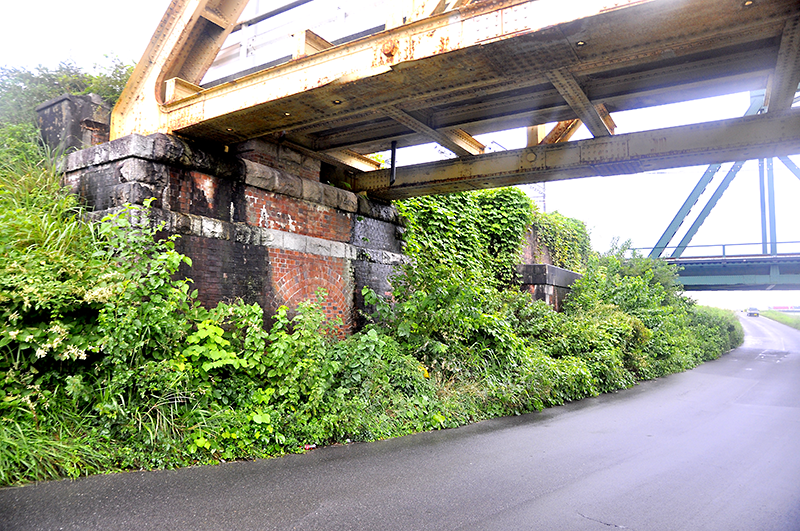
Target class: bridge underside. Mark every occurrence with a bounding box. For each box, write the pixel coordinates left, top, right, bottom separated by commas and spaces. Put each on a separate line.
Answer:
672, 256, 800, 291
112, 0, 800, 200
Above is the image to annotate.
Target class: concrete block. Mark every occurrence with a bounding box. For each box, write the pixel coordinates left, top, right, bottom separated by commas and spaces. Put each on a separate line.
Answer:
306, 237, 331, 257
329, 241, 347, 259
282, 232, 306, 253
171, 212, 192, 235
261, 228, 282, 248
36, 93, 110, 154
355, 194, 398, 223
321, 183, 339, 208
201, 217, 227, 240
117, 158, 169, 188
243, 159, 279, 190
337, 188, 358, 213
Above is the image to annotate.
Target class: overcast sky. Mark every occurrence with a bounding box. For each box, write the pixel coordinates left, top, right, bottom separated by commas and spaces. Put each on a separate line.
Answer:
3, 0, 799, 310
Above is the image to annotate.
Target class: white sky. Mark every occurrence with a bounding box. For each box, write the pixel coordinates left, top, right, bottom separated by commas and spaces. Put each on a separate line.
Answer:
2, 0, 799, 311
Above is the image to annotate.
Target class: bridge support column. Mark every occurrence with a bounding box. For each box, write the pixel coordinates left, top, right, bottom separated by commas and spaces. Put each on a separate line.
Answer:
62, 133, 405, 331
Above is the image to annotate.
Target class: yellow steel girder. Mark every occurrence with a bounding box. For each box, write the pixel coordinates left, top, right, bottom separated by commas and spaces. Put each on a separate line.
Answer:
111, 0, 649, 141
111, 0, 800, 191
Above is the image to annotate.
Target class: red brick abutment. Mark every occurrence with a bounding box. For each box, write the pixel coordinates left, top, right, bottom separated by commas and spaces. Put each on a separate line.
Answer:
62, 132, 578, 330
62, 133, 403, 332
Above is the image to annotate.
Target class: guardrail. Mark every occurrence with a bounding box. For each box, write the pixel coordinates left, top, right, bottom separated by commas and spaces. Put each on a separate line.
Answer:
630, 241, 800, 259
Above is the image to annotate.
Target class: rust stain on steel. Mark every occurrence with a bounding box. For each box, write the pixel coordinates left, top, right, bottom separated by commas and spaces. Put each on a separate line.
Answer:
381, 40, 397, 57
114, 0, 799, 172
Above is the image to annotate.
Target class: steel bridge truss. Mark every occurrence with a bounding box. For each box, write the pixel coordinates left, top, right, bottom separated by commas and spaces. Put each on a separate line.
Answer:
650, 93, 800, 260
112, 0, 800, 200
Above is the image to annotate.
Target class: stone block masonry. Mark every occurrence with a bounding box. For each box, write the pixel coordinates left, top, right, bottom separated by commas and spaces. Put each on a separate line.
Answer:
516, 264, 582, 312
63, 133, 405, 331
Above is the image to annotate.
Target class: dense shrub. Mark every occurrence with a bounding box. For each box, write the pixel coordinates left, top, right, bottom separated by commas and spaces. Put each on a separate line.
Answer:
0, 154, 743, 486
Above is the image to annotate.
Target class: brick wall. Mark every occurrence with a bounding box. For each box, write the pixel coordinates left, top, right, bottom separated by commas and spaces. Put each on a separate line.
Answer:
244, 187, 351, 241
63, 133, 404, 332
270, 249, 353, 331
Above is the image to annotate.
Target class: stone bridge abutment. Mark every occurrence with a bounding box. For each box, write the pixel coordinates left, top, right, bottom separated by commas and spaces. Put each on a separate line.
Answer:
62, 132, 404, 331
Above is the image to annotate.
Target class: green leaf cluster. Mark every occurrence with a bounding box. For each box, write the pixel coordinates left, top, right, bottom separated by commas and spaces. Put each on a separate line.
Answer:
531, 210, 592, 273
0, 59, 133, 128
0, 147, 743, 486
396, 188, 537, 285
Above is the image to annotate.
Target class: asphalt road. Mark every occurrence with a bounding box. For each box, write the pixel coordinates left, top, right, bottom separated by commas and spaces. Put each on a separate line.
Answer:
2, 314, 799, 531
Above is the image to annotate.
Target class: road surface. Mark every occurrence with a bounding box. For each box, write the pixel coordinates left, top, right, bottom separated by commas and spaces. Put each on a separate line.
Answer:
1, 314, 799, 530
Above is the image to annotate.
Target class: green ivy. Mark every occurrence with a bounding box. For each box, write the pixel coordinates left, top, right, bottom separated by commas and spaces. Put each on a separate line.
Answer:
531, 211, 592, 273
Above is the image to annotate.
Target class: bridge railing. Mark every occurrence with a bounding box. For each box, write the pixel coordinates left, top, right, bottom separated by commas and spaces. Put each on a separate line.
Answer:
629, 241, 800, 259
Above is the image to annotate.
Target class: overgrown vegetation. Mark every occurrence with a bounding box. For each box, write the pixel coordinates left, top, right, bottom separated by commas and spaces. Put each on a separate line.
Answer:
0, 63, 743, 486
0, 157, 743, 486
0, 60, 133, 166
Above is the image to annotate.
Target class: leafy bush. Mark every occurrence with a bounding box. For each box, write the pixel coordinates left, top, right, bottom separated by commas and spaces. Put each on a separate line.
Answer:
0, 144, 744, 485
532, 210, 592, 273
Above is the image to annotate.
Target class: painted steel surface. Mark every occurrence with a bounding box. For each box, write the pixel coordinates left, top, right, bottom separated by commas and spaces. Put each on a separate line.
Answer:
111, 0, 800, 197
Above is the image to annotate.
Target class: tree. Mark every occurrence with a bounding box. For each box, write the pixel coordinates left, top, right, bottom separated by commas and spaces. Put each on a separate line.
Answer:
0, 59, 133, 127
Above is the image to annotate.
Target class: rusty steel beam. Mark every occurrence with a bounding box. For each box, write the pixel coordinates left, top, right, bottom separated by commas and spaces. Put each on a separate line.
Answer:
537, 104, 615, 145
325, 149, 382, 172
354, 109, 800, 200
115, 0, 249, 124
541, 119, 582, 144
381, 106, 484, 156
111, 0, 659, 140
766, 15, 800, 112
546, 68, 611, 138
112, 0, 800, 178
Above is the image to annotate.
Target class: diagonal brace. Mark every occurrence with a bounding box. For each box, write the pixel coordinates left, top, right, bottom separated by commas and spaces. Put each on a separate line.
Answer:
546, 68, 611, 138
382, 106, 485, 157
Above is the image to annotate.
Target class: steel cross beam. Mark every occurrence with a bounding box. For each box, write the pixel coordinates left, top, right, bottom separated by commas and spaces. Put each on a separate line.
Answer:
766, 15, 800, 112
380, 106, 485, 157
779, 155, 800, 180
671, 161, 747, 258
112, 0, 800, 170
353, 108, 800, 200
546, 68, 611, 138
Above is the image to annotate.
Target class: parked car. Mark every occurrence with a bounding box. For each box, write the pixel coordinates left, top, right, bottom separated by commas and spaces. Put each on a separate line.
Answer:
747, 307, 759, 317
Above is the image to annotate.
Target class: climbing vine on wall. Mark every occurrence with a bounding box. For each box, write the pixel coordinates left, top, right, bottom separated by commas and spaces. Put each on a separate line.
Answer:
396, 187, 592, 282
396, 187, 536, 284
531, 211, 592, 273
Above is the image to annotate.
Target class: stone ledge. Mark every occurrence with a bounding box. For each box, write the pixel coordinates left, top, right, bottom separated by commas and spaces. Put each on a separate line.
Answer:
62, 133, 243, 179
85, 206, 405, 264
516, 264, 582, 288
64, 133, 373, 217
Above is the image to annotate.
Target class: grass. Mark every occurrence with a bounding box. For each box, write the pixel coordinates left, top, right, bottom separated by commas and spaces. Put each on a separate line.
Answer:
0, 414, 111, 486
761, 310, 800, 331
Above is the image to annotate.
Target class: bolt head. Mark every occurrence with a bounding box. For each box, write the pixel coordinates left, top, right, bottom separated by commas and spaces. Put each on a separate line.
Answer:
382, 40, 397, 56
